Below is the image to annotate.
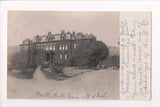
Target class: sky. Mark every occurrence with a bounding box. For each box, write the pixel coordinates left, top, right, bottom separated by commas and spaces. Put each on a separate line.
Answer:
8, 11, 119, 47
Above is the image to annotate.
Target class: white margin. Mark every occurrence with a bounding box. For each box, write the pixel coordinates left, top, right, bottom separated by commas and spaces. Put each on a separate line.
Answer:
0, 1, 160, 107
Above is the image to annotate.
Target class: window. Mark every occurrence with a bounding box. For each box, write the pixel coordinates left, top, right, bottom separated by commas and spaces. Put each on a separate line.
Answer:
74, 43, 77, 49
65, 54, 67, 59
59, 44, 61, 50
49, 45, 52, 50
62, 44, 65, 50
46, 45, 49, 51
66, 44, 68, 50
60, 54, 62, 59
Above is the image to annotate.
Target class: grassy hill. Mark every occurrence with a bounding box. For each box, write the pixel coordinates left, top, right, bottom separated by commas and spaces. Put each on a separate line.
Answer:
8, 67, 119, 99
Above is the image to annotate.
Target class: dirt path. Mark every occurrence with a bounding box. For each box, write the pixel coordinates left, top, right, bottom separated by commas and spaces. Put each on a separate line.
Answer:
33, 66, 46, 81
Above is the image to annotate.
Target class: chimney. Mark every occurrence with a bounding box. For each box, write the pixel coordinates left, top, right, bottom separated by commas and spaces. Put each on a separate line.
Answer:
48, 32, 52, 36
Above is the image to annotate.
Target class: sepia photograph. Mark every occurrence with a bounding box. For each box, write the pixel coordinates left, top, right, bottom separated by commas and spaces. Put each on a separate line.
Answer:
0, 1, 157, 107
7, 11, 120, 99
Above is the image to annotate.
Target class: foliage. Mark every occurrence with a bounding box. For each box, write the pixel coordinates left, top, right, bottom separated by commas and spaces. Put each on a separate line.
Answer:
70, 40, 109, 67
10, 51, 37, 70
49, 60, 64, 73
8, 51, 37, 79
40, 60, 66, 80
10, 52, 23, 69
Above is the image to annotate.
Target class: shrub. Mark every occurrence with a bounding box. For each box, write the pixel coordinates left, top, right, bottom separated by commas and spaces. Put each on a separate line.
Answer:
9, 52, 23, 70
9, 50, 37, 79
70, 40, 109, 68
49, 60, 64, 73
9, 51, 37, 79
41, 61, 49, 68
40, 60, 66, 80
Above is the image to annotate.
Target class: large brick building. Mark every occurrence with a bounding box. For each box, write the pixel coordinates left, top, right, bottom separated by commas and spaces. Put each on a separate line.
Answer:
20, 30, 96, 65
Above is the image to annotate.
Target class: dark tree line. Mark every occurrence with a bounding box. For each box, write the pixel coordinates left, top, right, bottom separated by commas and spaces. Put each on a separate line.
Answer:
70, 40, 109, 68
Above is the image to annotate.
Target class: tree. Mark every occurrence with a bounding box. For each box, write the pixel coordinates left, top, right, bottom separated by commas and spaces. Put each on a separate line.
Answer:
70, 40, 109, 67
10, 50, 37, 70
10, 52, 23, 69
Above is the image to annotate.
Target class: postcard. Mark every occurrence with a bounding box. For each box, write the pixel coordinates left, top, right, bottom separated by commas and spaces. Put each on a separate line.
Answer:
7, 11, 151, 100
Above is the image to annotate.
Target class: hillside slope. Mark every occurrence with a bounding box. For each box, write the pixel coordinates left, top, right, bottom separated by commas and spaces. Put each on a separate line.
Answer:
8, 67, 119, 99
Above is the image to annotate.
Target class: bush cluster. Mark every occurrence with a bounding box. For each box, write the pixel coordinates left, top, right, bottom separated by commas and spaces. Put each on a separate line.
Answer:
49, 60, 64, 73
8, 51, 37, 79
69, 40, 109, 68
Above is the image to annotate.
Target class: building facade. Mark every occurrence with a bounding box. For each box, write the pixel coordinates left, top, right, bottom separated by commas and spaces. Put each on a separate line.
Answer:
20, 30, 96, 65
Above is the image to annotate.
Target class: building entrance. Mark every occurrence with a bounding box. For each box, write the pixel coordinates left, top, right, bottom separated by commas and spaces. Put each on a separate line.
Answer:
45, 51, 55, 62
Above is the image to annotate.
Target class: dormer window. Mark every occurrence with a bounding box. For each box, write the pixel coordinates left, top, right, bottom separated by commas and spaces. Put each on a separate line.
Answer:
52, 35, 55, 41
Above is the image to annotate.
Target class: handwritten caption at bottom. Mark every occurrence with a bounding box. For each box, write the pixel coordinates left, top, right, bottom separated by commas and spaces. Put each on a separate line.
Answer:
35, 89, 108, 99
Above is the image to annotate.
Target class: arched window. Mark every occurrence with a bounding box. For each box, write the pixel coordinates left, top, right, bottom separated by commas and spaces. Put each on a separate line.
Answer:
62, 44, 65, 50
49, 44, 52, 50
65, 54, 67, 59
52, 35, 55, 41
60, 54, 63, 59
59, 44, 62, 50
66, 44, 68, 50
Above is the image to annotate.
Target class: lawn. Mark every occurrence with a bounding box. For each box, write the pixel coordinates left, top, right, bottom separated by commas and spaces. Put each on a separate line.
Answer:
7, 67, 119, 99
